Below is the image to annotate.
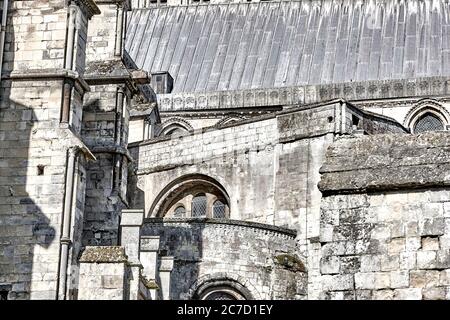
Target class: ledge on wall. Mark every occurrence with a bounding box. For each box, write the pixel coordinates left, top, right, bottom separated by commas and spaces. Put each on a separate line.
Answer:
143, 217, 297, 238
79, 246, 128, 263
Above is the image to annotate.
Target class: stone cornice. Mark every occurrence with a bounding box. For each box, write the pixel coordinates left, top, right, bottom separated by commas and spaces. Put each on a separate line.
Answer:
4, 69, 90, 93
75, 0, 101, 18
156, 76, 450, 112
90, 145, 133, 161
95, 0, 131, 8
143, 218, 297, 238
319, 131, 450, 194
79, 246, 128, 263
128, 98, 407, 152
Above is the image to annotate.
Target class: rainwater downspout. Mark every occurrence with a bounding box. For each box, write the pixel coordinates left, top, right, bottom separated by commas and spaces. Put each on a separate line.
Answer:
57, 146, 79, 300
61, 3, 77, 123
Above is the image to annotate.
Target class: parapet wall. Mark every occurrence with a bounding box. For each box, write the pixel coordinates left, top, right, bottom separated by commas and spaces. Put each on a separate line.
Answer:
141, 218, 304, 300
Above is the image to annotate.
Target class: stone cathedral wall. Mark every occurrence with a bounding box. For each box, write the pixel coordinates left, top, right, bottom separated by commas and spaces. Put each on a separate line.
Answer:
312, 132, 450, 299
128, 101, 407, 301
0, 0, 98, 299
141, 218, 304, 300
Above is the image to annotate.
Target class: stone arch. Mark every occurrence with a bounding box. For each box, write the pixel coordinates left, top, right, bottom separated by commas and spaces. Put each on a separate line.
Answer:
148, 174, 230, 218
403, 99, 450, 133
155, 117, 194, 137
185, 272, 262, 300
215, 114, 247, 128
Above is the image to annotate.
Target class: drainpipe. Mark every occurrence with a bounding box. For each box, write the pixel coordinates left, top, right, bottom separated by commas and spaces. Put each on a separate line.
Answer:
0, 0, 9, 83
115, 3, 124, 57
65, 3, 77, 70
112, 86, 125, 191
60, 3, 77, 123
57, 146, 79, 300
60, 80, 73, 123
115, 86, 125, 145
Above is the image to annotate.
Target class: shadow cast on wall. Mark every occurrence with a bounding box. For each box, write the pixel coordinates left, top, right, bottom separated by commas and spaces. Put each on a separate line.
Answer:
0, 15, 56, 299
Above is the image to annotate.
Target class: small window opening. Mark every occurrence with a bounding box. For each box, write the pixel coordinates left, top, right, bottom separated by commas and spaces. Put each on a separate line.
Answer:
37, 165, 45, 176
192, 194, 207, 217
352, 115, 360, 130
212, 200, 226, 218
0, 290, 8, 300
173, 205, 186, 218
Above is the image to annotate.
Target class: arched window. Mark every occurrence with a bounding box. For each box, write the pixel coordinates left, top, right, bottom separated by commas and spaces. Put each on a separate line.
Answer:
413, 113, 444, 133
154, 174, 230, 219
212, 200, 226, 218
192, 194, 207, 217
173, 205, 186, 218
164, 127, 187, 137
204, 291, 238, 300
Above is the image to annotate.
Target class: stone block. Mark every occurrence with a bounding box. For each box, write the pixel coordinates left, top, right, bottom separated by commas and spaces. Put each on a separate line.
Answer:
360, 255, 381, 272
355, 272, 375, 290
393, 288, 422, 300
422, 287, 446, 300
439, 270, 450, 286
419, 218, 445, 236
374, 272, 390, 289
388, 238, 405, 254
421, 236, 440, 251
372, 289, 394, 300
405, 237, 421, 251
120, 209, 144, 226
140, 236, 160, 252
380, 255, 400, 271
410, 270, 440, 288
416, 251, 437, 269
399, 251, 416, 270
101, 275, 124, 289
390, 270, 409, 288
320, 255, 340, 274
321, 274, 354, 291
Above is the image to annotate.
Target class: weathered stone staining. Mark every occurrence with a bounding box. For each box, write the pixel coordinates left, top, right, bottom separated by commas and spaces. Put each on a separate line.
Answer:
0, 0, 450, 300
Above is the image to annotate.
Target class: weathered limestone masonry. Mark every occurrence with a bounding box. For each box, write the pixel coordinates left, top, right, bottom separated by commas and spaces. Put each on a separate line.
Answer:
316, 132, 450, 300
128, 100, 407, 299
141, 218, 305, 300
129, 100, 405, 227
78, 246, 130, 300
81, 0, 151, 246
0, 0, 99, 300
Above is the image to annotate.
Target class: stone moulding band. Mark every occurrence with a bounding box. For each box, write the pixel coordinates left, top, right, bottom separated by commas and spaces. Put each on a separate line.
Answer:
91, 145, 133, 162
156, 76, 450, 112
4, 69, 90, 93
143, 217, 297, 238
75, 0, 101, 18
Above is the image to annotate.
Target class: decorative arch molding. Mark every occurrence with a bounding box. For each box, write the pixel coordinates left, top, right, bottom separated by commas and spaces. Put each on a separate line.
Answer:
149, 174, 230, 218
215, 114, 248, 128
155, 117, 194, 137
186, 273, 262, 300
403, 99, 450, 131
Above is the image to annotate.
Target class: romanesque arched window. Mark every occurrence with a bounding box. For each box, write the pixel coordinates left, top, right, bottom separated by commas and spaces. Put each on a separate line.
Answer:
163, 127, 187, 137
153, 174, 230, 219
191, 193, 207, 217
173, 205, 186, 218
413, 113, 444, 134
212, 200, 226, 218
